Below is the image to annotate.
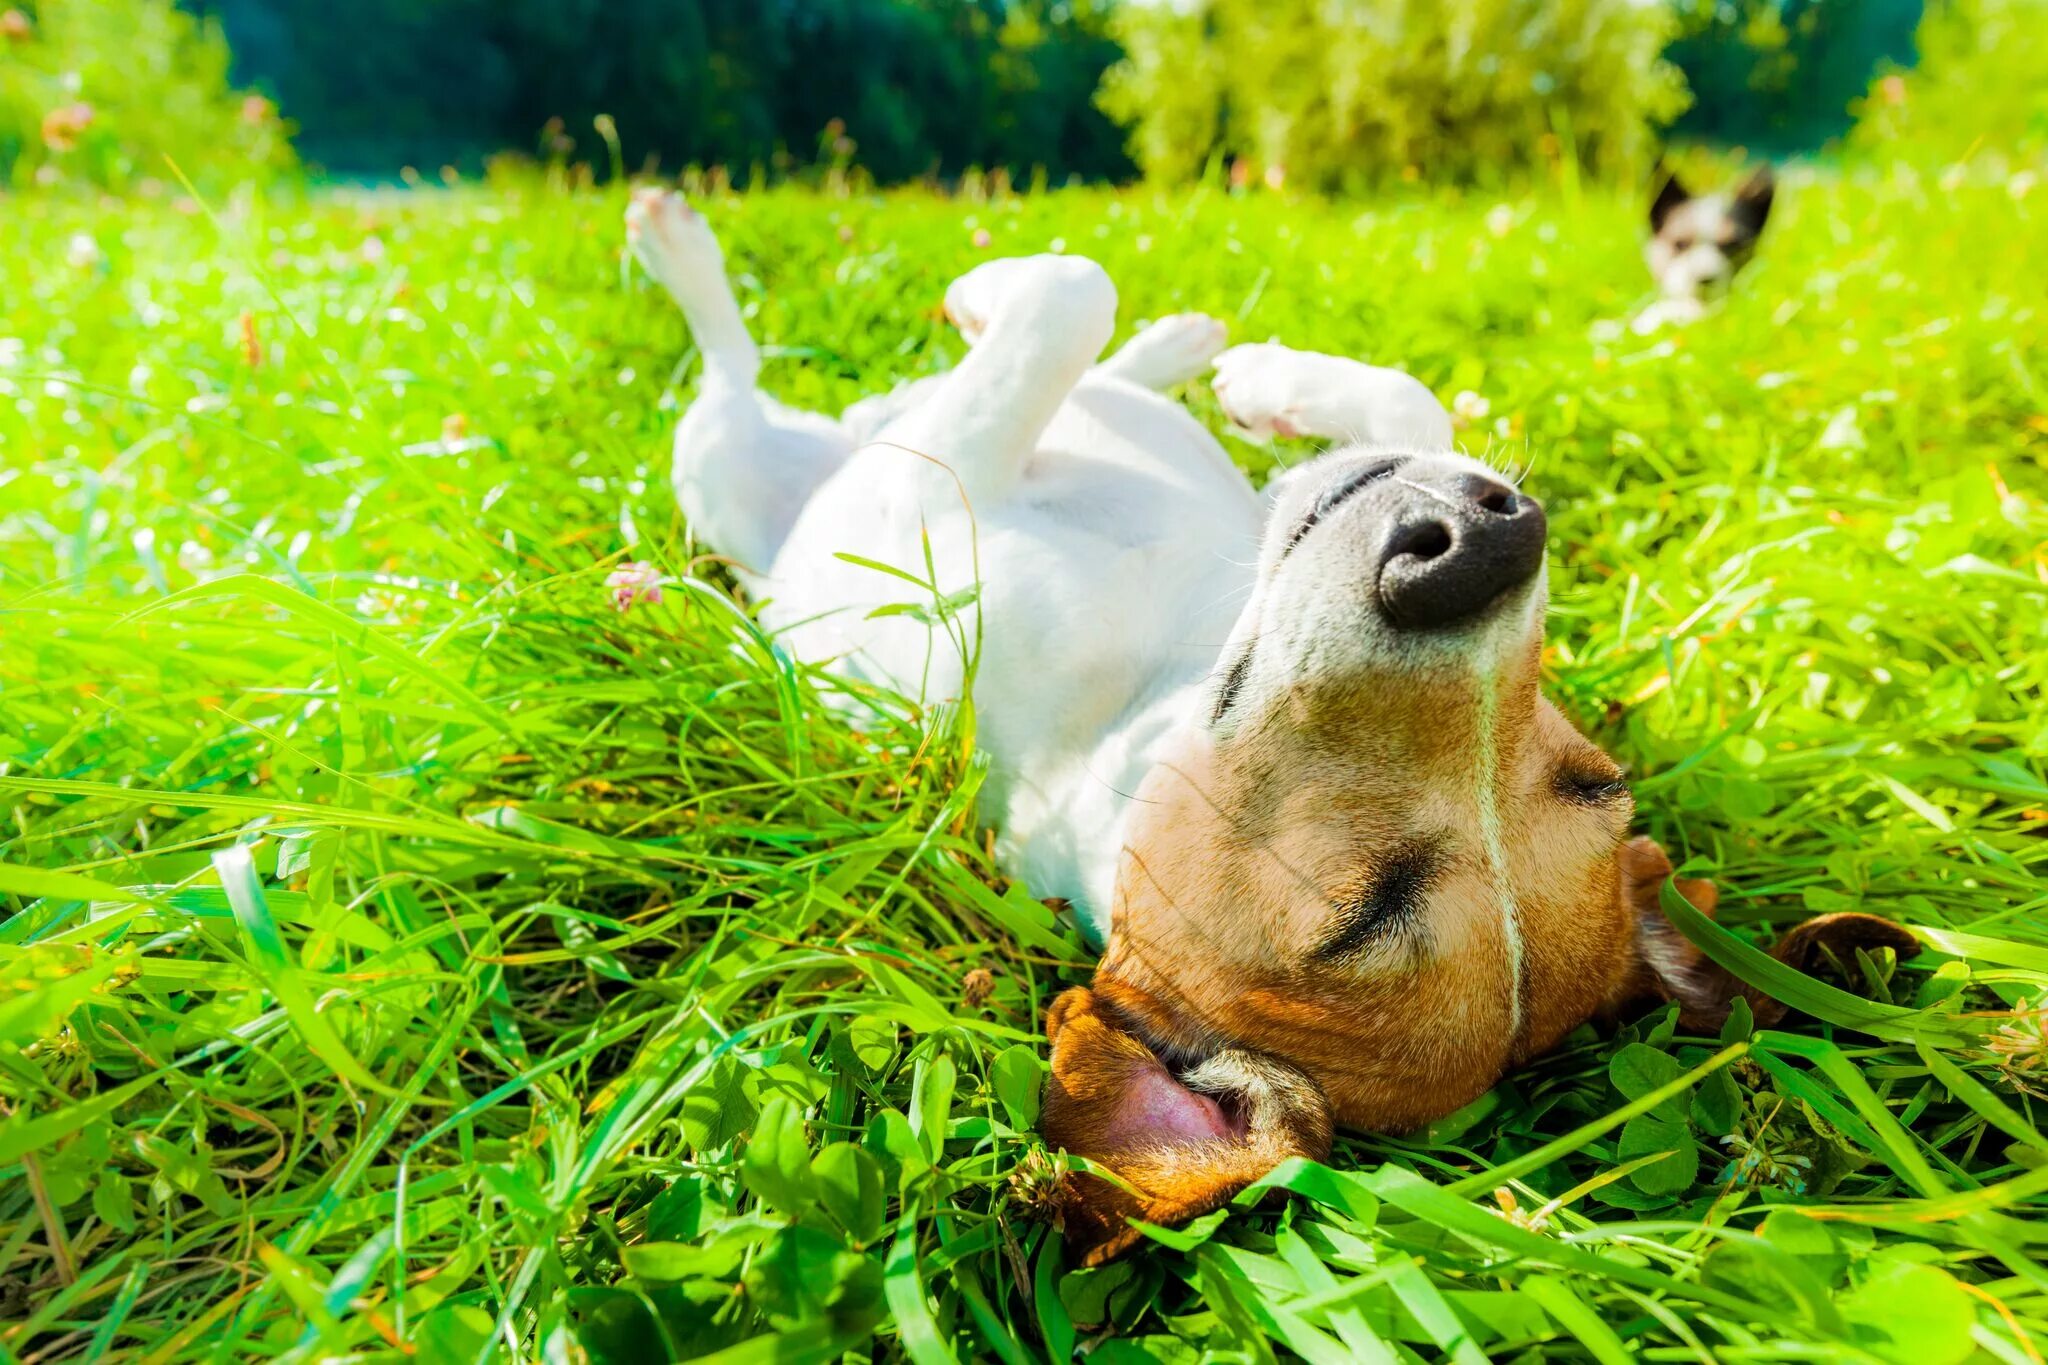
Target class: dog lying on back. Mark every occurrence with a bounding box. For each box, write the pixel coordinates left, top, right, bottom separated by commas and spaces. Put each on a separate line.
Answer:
1634, 166, 1775, 333
626, 189, 1906, 1260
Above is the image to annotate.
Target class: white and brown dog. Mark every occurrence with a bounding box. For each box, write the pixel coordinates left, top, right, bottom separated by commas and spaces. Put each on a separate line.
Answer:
1633, 165, 1776, 333
626, 189, 1904, 1260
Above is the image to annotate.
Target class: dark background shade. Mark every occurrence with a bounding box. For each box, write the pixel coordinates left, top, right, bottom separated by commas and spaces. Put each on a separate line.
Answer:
184, 0, 1924, 181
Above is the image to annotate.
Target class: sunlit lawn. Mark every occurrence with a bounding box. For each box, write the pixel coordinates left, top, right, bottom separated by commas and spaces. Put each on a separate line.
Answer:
4, 164, 2048, 1360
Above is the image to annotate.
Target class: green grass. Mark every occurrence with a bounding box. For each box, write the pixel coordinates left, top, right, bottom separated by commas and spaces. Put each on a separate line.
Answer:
3, 162, 2048, 1362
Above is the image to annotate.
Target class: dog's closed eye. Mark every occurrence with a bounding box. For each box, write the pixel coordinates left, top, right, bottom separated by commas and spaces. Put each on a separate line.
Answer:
1556, 770, 1631, 806
1283, 458, 1405, 558
1313, 840, 1440, 961
1210, 649, 1255, 723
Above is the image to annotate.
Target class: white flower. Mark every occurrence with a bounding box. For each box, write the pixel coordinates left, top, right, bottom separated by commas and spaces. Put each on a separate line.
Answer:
65, 233, 102, 269
1485, 204, 1515, 239
355, 586, 408, 623
1452, 390, 1492, 429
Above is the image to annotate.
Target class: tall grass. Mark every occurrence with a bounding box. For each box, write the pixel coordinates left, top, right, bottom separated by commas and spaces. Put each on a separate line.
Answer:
3, 162, 2047, 1360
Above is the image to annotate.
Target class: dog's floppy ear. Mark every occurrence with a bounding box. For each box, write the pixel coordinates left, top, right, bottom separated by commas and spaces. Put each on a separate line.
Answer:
1731, 166, 1776, 235
1040, 981, 1331, 1264
1650, 168, 1691, 232
1612, 837, 1915, 1031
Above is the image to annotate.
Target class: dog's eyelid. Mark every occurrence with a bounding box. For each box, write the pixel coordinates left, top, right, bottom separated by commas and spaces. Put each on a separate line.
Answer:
1210, 650, 1254, 724
1313, 840, 1439, 961
1281, 458, 1406, 558
1556, 769, 1631, 804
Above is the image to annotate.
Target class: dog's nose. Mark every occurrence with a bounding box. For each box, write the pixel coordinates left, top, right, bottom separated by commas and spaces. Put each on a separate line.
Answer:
1376, 473, 1547, 630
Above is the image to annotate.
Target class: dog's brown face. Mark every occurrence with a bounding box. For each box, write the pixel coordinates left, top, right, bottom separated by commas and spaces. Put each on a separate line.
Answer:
1042, 448, 1911, 1262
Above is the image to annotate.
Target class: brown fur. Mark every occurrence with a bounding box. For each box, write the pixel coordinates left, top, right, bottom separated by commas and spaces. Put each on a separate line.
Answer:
1041, 982, 1331, 1264
1041, 625, 1912, 1261
1613, 837, 1919, 1031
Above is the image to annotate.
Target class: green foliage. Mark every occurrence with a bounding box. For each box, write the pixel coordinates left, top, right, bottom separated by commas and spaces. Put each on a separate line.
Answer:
1100, 0, 1690, 190
0, 0, 292, 191
4, 159, 2048, 1357
191, 0, 1131, 182
1848, 0, 2048, 164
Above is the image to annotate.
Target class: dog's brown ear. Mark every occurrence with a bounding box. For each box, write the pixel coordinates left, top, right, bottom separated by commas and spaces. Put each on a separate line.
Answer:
1040, 982, 1331, 1264
1612, 836, 1915, 1031
1651, 169, 1691, 231
1732, 165, 1776, 234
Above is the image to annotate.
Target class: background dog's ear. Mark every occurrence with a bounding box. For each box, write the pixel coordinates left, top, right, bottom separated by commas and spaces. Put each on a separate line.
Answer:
1040, 983, 1331, 1264
1612, 836, 1915, 1030
1731, 166, 1776, 235
1650, 169, 1691, 231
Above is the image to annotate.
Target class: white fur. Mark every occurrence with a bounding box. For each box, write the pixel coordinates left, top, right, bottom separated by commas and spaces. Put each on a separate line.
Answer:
625, 190, 1465, 941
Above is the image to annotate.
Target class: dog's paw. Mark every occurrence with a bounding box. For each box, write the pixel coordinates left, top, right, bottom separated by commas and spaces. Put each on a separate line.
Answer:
942, 257, 1036, 345
626, 187, 724, 291
943, 255, 1115, 347
1630, 297, 1706, 335
1211, 342, 1321, 440
1107, 313, 1228, 387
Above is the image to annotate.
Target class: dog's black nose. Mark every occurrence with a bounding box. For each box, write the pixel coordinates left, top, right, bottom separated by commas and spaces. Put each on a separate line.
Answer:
1376, 473, 1547, 630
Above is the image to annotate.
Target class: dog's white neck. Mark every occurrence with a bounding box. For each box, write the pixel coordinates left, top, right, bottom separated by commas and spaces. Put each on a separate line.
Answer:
989, 662, 1218, 947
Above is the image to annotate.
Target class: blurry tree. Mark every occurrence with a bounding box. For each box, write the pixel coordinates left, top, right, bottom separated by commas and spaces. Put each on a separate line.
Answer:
1, 0, 292, 191
1098, 0, 1690, 191
1848, 0, 2048, 162
186, 0, 510, 174
183, 0, 1131, 183
1664, 0, 1923, 153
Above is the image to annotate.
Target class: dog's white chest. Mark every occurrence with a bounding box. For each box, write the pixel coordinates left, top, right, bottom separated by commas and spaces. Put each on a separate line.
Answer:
761, 378, 1259, 932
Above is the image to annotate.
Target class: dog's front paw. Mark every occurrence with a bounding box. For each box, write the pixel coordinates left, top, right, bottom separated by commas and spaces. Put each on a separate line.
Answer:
1211, 342, 1319, 440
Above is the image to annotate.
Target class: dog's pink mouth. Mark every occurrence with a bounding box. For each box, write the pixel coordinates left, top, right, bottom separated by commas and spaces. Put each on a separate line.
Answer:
1099, 1061, 1247, 1153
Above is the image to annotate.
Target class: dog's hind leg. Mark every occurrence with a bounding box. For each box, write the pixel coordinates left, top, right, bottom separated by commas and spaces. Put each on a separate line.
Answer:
868, 254, 1117, 505
628, 189, 850, 575
1094, 313, 1228, 390
1211, 342, 1454, 451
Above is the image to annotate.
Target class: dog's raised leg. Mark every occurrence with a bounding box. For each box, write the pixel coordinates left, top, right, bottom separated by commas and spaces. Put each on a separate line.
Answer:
1094, 313, 1229, 390
842, 305, 1218, 447
627, 189, 850, 576
1211, 342, 1454, 450
870, 254, 1117, 504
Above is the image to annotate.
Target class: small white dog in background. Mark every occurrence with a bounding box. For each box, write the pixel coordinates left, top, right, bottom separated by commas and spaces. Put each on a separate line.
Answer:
1632, 165, 1775, 333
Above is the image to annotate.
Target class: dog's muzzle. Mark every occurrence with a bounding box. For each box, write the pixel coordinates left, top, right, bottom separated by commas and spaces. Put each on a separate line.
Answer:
1373, 471, 1546, 631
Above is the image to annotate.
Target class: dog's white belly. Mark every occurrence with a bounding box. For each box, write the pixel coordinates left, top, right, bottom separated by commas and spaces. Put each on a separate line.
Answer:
761, 378, 1259, 934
